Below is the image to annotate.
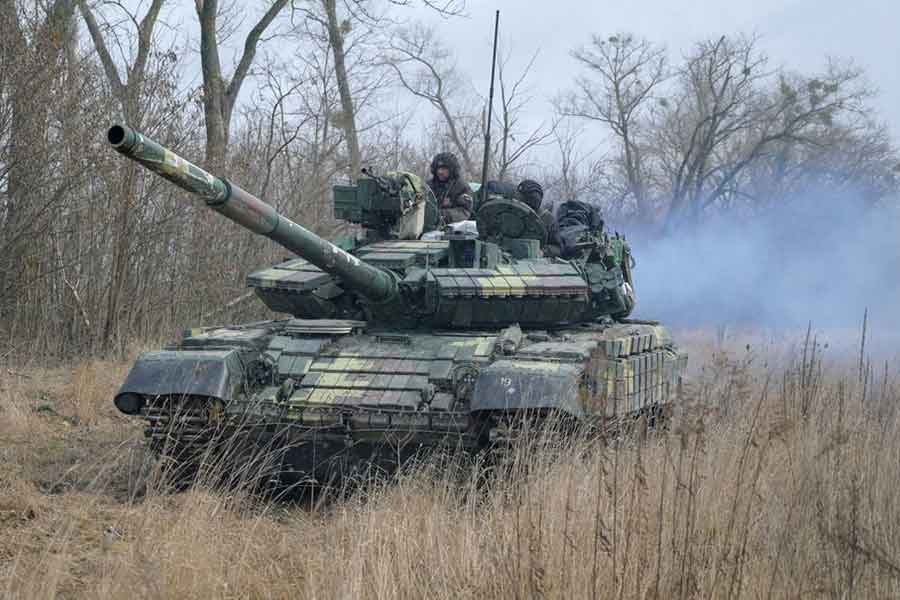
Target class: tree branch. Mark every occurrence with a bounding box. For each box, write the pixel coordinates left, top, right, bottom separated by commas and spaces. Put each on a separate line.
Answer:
225, 0, 290, 110
77, 0, 126, 98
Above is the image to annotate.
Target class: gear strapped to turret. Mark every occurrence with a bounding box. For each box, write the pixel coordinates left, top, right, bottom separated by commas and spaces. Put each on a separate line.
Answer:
554, 200, 605, 259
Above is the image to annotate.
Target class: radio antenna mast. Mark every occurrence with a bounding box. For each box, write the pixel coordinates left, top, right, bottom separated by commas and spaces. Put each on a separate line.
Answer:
478, 10, 500, 204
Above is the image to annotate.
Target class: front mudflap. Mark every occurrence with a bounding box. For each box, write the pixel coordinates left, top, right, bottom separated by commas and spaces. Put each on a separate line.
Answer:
470, 359, 585, 417
114, 349, 247, 408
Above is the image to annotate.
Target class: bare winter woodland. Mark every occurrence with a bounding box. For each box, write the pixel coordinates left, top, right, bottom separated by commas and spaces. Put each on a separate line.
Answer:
1, 0, 896, 358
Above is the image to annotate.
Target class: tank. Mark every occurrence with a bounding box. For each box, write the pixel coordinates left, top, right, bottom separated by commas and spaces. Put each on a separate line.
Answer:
107, 124, 687, 484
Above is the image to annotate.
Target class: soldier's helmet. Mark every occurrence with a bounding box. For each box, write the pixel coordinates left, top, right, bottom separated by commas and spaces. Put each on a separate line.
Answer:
430, 152, 461, 180
516, 179, 544, 212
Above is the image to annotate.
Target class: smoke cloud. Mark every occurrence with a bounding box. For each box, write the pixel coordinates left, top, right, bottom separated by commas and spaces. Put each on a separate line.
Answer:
626, 192, 900, 333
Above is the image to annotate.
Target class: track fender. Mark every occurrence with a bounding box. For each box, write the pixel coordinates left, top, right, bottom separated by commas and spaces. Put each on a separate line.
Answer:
470, 359, 585, 416
115, 349, 246, 406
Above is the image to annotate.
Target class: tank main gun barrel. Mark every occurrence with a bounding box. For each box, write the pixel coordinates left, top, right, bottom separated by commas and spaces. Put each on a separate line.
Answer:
107, 124, 397, 303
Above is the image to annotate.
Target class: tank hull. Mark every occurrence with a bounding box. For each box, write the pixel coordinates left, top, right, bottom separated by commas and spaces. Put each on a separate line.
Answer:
119, 319, 686, 483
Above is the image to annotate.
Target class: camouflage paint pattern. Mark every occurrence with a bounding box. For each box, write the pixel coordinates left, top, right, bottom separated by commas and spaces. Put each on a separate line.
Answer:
107, 123, 688, 482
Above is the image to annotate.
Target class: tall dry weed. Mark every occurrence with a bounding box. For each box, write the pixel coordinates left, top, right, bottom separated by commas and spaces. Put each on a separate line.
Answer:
3, 330, 900, 598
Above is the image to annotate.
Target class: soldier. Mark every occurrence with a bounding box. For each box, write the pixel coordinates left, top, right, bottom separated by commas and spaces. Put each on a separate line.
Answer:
427, 152, 473, 223
516, 179, 560, 256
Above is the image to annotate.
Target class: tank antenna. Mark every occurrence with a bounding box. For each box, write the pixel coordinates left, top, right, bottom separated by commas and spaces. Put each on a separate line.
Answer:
479, 10, 500, 202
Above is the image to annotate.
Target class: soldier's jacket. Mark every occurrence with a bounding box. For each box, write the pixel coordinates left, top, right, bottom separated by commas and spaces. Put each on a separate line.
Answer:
427, 152, 473, 223
428, 177, 473, 223
540, 206, 561, 257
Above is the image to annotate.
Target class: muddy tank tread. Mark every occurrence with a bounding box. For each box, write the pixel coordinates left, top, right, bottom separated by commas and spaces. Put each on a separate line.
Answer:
142, 397, 216, 461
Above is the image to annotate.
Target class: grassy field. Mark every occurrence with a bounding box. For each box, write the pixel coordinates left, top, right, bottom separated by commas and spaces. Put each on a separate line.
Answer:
2, 328, 899, 599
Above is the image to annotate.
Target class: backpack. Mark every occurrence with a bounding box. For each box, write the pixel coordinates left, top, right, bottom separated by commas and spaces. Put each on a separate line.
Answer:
473, 180, 518, 211
555, 201, 604, 258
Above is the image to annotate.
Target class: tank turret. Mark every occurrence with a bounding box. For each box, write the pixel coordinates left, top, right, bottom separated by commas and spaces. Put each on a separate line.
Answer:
109, 124, 641, 328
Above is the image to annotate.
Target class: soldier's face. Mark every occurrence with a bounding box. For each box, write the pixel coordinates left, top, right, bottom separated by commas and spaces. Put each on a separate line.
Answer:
436, 166, 450, 181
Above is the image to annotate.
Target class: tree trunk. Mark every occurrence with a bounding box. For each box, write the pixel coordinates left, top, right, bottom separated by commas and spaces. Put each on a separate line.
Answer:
196, 0, 289, 168
79, 0, 164, 350
323, 0, 361, 179
0, 8, 27, 306
197, 0, 229, 167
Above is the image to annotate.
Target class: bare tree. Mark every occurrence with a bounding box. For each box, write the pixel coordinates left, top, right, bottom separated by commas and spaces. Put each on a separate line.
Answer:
385, 23, 478, 176
383, 0, 464, 14
196, 0, 290, 166
744, 106, 898, 210
245, 63, 310, 201
559, 33, 667, 223
541, 124, 592, 207
78, 0, 165, 122
492, 48, 555, 180
655, 35, 872, 226
540, 124, 626, 218
1, 0, 76, 227
296, 0, 387, 181
76, 0, 174, 349
0, 0, 78, 319
321, 0, 362, 177
281, 0, 467, 182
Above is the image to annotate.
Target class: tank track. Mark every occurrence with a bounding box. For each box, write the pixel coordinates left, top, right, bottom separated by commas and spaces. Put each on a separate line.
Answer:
142, 397, 217, 465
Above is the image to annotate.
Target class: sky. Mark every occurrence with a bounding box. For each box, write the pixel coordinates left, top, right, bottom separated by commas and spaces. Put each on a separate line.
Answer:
158, 0, 900, 146
403, 0, 900, 143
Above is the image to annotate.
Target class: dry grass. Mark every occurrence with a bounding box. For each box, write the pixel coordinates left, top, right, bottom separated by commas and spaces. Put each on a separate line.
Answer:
2, 330, 900, 599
